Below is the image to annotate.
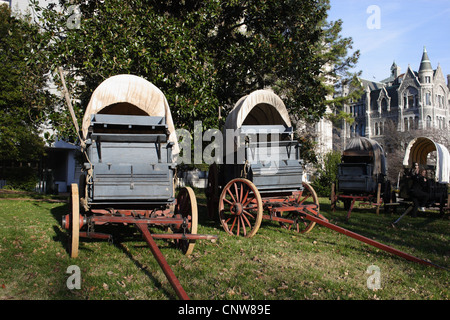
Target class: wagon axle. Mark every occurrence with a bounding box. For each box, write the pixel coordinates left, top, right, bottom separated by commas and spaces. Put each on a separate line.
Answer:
61, 210, 217, 243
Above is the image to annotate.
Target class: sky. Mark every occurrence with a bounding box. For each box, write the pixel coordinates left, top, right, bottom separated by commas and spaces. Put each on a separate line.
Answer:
327, 0, 450, 82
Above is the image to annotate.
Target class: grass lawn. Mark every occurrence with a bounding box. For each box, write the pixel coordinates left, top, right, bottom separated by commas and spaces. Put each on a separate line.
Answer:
0, 188, 448, 300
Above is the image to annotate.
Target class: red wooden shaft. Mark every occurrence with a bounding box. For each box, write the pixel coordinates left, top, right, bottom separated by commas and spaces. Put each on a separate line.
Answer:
303, 212, 446, 270
135, 223, 190, 300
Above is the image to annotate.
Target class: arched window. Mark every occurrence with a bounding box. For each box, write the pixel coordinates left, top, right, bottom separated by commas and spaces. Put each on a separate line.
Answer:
404, 118, 408, 131
381, 98, 388, 112
414, 116, 419, 130
404, 87, 418, 108
425, 92, 431, 105
426, 116, 432, 129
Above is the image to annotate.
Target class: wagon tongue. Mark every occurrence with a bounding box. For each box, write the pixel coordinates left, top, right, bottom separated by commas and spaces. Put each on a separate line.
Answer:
302, 212, 447, 270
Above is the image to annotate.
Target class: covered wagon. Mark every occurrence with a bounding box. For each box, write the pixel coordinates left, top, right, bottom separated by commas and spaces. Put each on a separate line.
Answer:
330, 137, 391, 220
205, 89, 326, 237
395, 137, 449, 219
61, 74, 216, 300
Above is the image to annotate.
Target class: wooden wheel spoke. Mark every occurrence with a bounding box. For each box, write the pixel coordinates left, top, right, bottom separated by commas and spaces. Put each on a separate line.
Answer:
226, 188, 237, 203
241, 214, 252, 229
242, 209, 255, 219
239, 184, 244, 204
230, 216, 238, 232
298, 193, 312, 205
223, 198, 233, 205
219, 178, 262, 238
240, 216, 247, 236
243, 196, 255, 207
241, 189, 250, 206
234, 182, 240, 202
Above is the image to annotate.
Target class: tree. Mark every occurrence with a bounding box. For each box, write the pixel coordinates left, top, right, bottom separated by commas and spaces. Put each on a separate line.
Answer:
32, 0, 359, 159
311, 150, 341, 196
0, 5, 54, 162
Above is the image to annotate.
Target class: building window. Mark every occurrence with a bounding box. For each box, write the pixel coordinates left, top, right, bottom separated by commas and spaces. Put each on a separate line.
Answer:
381, 98, 388, 112
425, 92, 431, 105
408, 95, 414, 108
425, 76, 431, 83
426, 116, 432, 129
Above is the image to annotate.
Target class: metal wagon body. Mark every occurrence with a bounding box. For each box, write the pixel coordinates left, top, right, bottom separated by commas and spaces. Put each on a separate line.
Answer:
331, 137, 391, 220
61, 74, 215, 300
393, 137, 449, 222
206, 90, 326, 237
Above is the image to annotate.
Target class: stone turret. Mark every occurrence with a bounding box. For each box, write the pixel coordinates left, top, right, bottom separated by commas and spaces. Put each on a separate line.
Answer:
391, 61, 401, 79
418, 46, 433, 84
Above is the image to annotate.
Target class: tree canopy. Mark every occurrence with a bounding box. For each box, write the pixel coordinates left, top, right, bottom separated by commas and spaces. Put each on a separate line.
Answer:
31, 0, 359, 142
0, 5, 54, 162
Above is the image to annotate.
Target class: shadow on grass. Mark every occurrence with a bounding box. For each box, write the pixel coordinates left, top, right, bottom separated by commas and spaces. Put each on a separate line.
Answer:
49, 203, 186, 299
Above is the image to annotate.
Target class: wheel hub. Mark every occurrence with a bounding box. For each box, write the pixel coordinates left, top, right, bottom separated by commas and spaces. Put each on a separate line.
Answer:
231, 202, 243, 215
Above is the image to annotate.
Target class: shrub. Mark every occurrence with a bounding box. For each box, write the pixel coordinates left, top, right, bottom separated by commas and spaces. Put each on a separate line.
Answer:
311, 151, 341, 197
3, 166, 38, 192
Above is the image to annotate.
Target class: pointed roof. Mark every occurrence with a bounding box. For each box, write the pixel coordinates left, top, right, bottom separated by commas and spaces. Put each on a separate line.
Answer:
391, 61, 397, 70
419, 46, 432, 72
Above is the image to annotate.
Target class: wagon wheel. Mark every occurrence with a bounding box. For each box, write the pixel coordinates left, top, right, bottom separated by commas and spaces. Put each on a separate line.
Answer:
174, 187, 198, 255
218, 178, 263, 238
205, 163, 219, 219
280, 182, 320, 234
69, 183, 80, 258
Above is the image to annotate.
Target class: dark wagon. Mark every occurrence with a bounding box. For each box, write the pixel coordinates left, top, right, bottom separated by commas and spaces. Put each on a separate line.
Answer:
330, 137, 392, 220
61, 74, 215, 299
394, 137, 449, 222
205, 90, 326, 237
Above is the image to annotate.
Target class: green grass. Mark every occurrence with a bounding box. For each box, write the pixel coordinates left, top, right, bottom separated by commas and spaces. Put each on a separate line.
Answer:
0, 190, 448, 300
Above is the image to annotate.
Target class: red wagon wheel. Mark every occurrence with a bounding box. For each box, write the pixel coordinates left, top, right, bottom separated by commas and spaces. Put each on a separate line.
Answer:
279, 182, 320, 234
174, 187, 198, 255
69, 183, 80, 258
218, 178, 263, 238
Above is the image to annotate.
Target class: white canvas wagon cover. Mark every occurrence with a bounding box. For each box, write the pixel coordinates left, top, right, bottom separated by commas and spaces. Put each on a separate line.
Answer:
403, 137, 450, 184
224, 89, 292, 130
81, 74, 179, 155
